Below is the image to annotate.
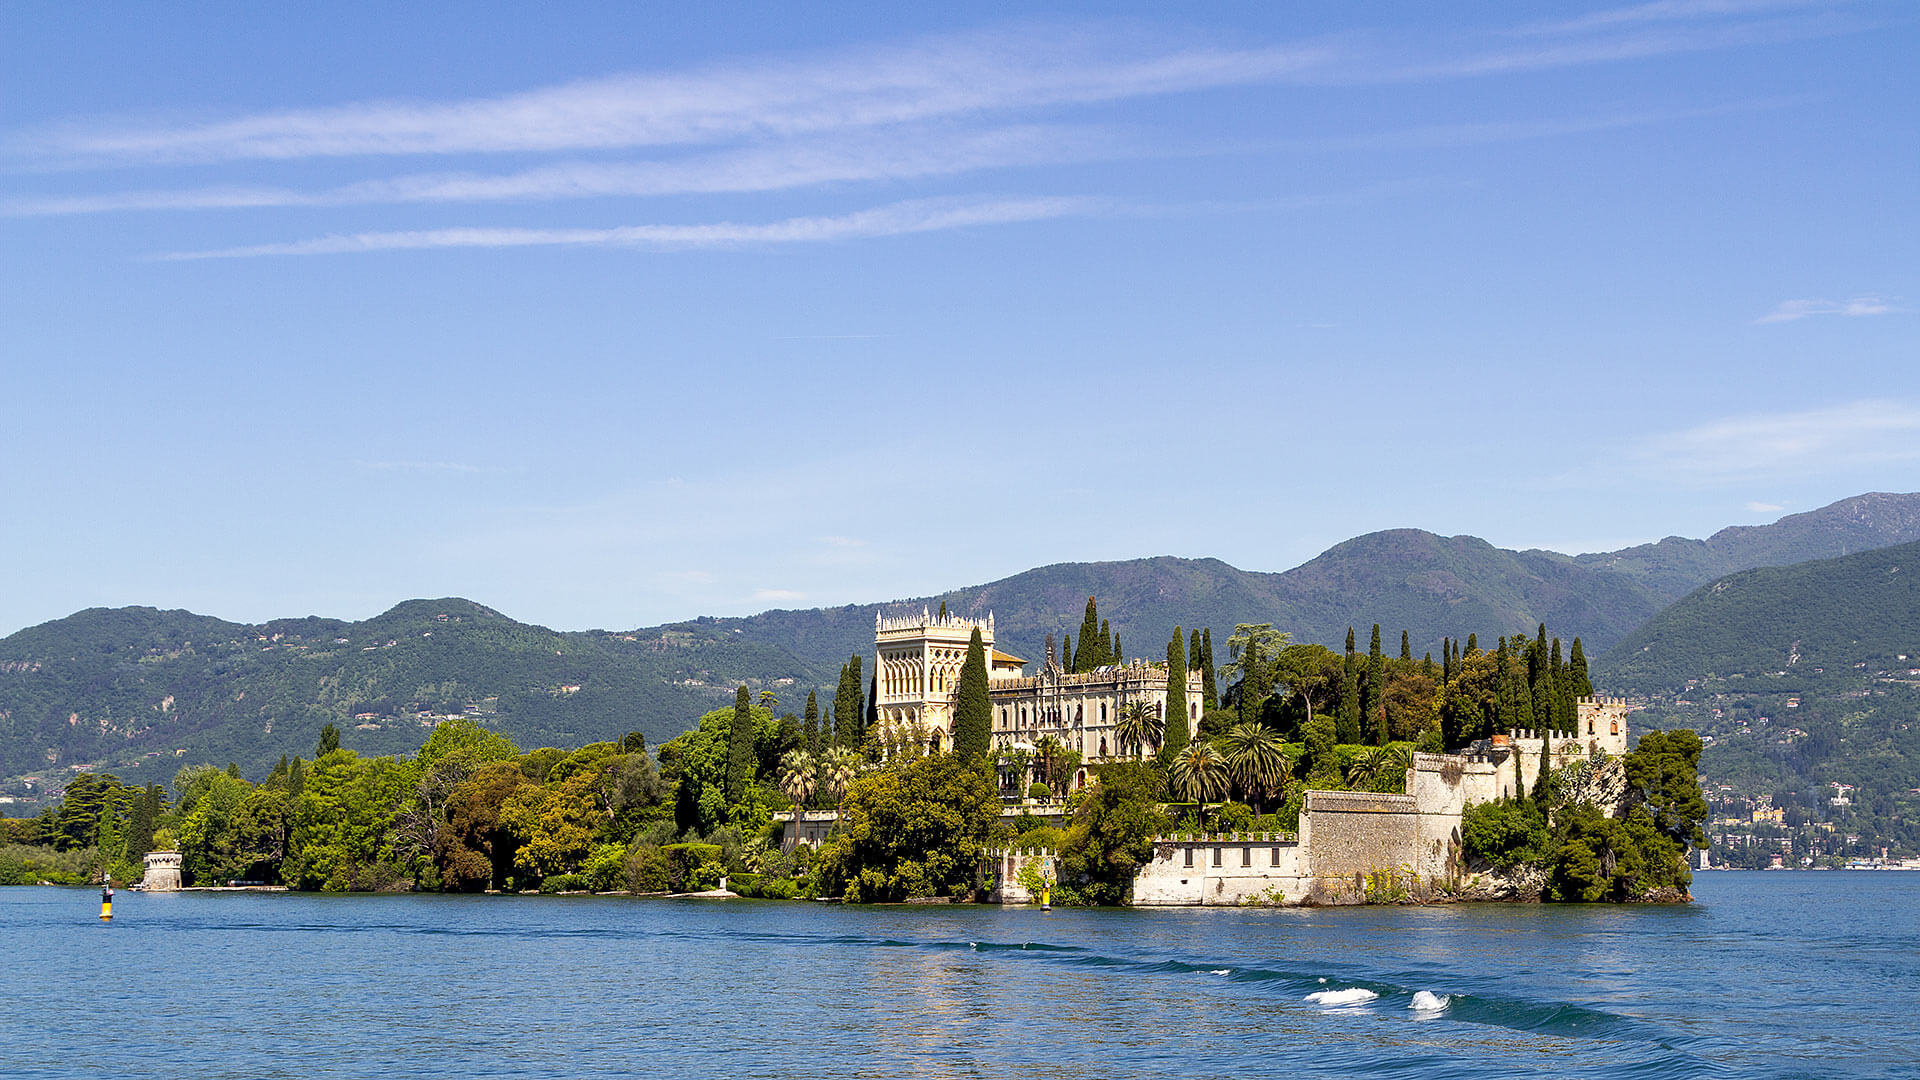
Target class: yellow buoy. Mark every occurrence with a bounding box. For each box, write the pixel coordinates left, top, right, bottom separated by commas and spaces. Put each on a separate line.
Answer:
100, 879, 114, 922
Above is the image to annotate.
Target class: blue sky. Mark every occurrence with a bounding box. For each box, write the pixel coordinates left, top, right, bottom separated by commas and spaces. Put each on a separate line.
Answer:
2, 1, 1915, 635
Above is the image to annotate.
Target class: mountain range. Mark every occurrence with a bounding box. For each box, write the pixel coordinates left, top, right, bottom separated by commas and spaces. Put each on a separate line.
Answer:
3, 492, 1917, 791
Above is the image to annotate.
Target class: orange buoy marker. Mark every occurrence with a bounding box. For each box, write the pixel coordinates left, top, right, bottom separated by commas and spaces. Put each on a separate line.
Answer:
100, 876, 114, 922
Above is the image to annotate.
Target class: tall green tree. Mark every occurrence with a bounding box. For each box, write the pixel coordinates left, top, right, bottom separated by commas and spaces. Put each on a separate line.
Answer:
803, 691, 820, 752
1364, 624, 1385, 745
1400, 630, 1412, 662
1569, 638, 1593, 697
1062, 633, 1074, 673
725, 686, 755, 803
317, 724, 340, 756
1076, 597, 1103, 672
1199, 628, 1218, 709
951, 628, 992, 762
1111, 631, 1121, 664
1160, 628, 1190, 766
1337, 628, 1361, 744
834, 655, 865, 748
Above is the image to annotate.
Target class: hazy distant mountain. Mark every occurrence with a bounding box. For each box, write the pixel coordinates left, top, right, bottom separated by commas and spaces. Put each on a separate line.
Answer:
658, 493, 1920, 677
4, 492, 1916, 790
1596, 538, 1920, 692
1570, 492, 1920, 607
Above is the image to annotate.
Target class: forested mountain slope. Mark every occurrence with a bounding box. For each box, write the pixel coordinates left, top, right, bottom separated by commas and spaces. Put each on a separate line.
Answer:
1594, 542, 1920, 854
0, 600, 821, 786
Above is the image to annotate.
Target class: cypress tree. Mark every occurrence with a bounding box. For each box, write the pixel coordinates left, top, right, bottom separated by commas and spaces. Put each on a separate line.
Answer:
1534, 724, 1554, 806
1423, 651, 1434, 676
1199, 628, 1218, 709
1076, 597, 1102, 672
937, 600, 947, 620
833, 657, 862, 747
1442, 638, 1453, 684
1190, 629, 1204, 694
803, 691, 820, 752
1111, 632, 1121, 664
865, 672, 879, 746
1237, 638, 1268, 724
1367, 624, 1386, 745
847, 655, 865, 746
317, 724, 339, 756
1530, 625, 1553, 735
1400, 630, 1412, 662
1338, 629, 1361, 745
1162, 628, 1190, 766
287, 758, 305, 798
127, 787, 155, 859
951, 628, 992, 761
1465, 633, 1478, 658
1098, 618, 1113, 668
725, 686, 755, 802
1569, 638, 1592, 697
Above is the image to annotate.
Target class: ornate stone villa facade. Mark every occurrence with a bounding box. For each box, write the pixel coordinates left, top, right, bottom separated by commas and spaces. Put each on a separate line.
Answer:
872, 609, 1205, 788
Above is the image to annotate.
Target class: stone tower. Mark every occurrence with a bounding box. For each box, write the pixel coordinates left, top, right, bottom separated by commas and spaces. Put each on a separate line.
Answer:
142, 849, 183, 892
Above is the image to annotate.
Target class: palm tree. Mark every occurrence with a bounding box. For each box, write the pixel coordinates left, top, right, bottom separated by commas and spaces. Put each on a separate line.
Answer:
1115, 700, 1164, 759
1032, 735, 1064, 794
1346, 746, 1399, 791
1220, 722, 1288, 815
779, 749, 817, 809
820, 747, 862, 805
1170, 742, 1229, 806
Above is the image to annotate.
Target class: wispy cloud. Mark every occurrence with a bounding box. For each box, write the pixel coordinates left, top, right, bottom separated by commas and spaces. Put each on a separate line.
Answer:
1745, 500, 1785, 512
150, 195, 1104, 260
7, 9, 1863, 171
1757, 294, 1898, 323
1514, 0, 1825, 38
9, 30, 1334, 168
1638, 400, 1920, 480
4, 125, 1119, 216
752, 589, 807, 604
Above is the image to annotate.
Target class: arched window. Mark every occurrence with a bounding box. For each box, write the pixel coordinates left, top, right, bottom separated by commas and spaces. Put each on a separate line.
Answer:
1100, 702, 1107, 722
1190, 702, 1198, 720
1075, 704, 1083, 723
1099, 737, 1108, 757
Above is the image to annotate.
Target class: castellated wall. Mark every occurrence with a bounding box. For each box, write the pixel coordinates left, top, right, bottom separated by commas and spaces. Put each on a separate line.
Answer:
1131, 834, 1308, 906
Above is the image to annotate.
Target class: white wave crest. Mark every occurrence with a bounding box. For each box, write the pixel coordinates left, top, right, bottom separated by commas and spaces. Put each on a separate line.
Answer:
1410, 991, 1451, 1011
1305, 988, 1378, 1006
1207, 969, 1232, 976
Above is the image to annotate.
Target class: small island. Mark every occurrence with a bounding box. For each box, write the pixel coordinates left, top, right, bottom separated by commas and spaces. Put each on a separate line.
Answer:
1, 597, 1703, 907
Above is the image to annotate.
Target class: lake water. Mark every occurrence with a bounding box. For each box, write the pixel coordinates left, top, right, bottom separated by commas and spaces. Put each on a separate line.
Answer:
3, 872, 1914, 1079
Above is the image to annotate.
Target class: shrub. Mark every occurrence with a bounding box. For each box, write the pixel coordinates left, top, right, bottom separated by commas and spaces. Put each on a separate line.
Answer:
1027, 783, 1052, 801
538, 873, 591, 894
660, 842, 722, 891
624, 845, 672, 893
583, 844, 627, 892
1461, 799, 1548, 871
1214, 802, 1254, 833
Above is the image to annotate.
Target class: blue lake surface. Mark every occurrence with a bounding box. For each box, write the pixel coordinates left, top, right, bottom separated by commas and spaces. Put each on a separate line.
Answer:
4, 872, 1915, 1079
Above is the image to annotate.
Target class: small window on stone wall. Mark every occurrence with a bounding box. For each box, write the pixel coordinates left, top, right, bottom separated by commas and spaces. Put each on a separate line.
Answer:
1184, 847, 1194, 868
1212, 847, 1222, 867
